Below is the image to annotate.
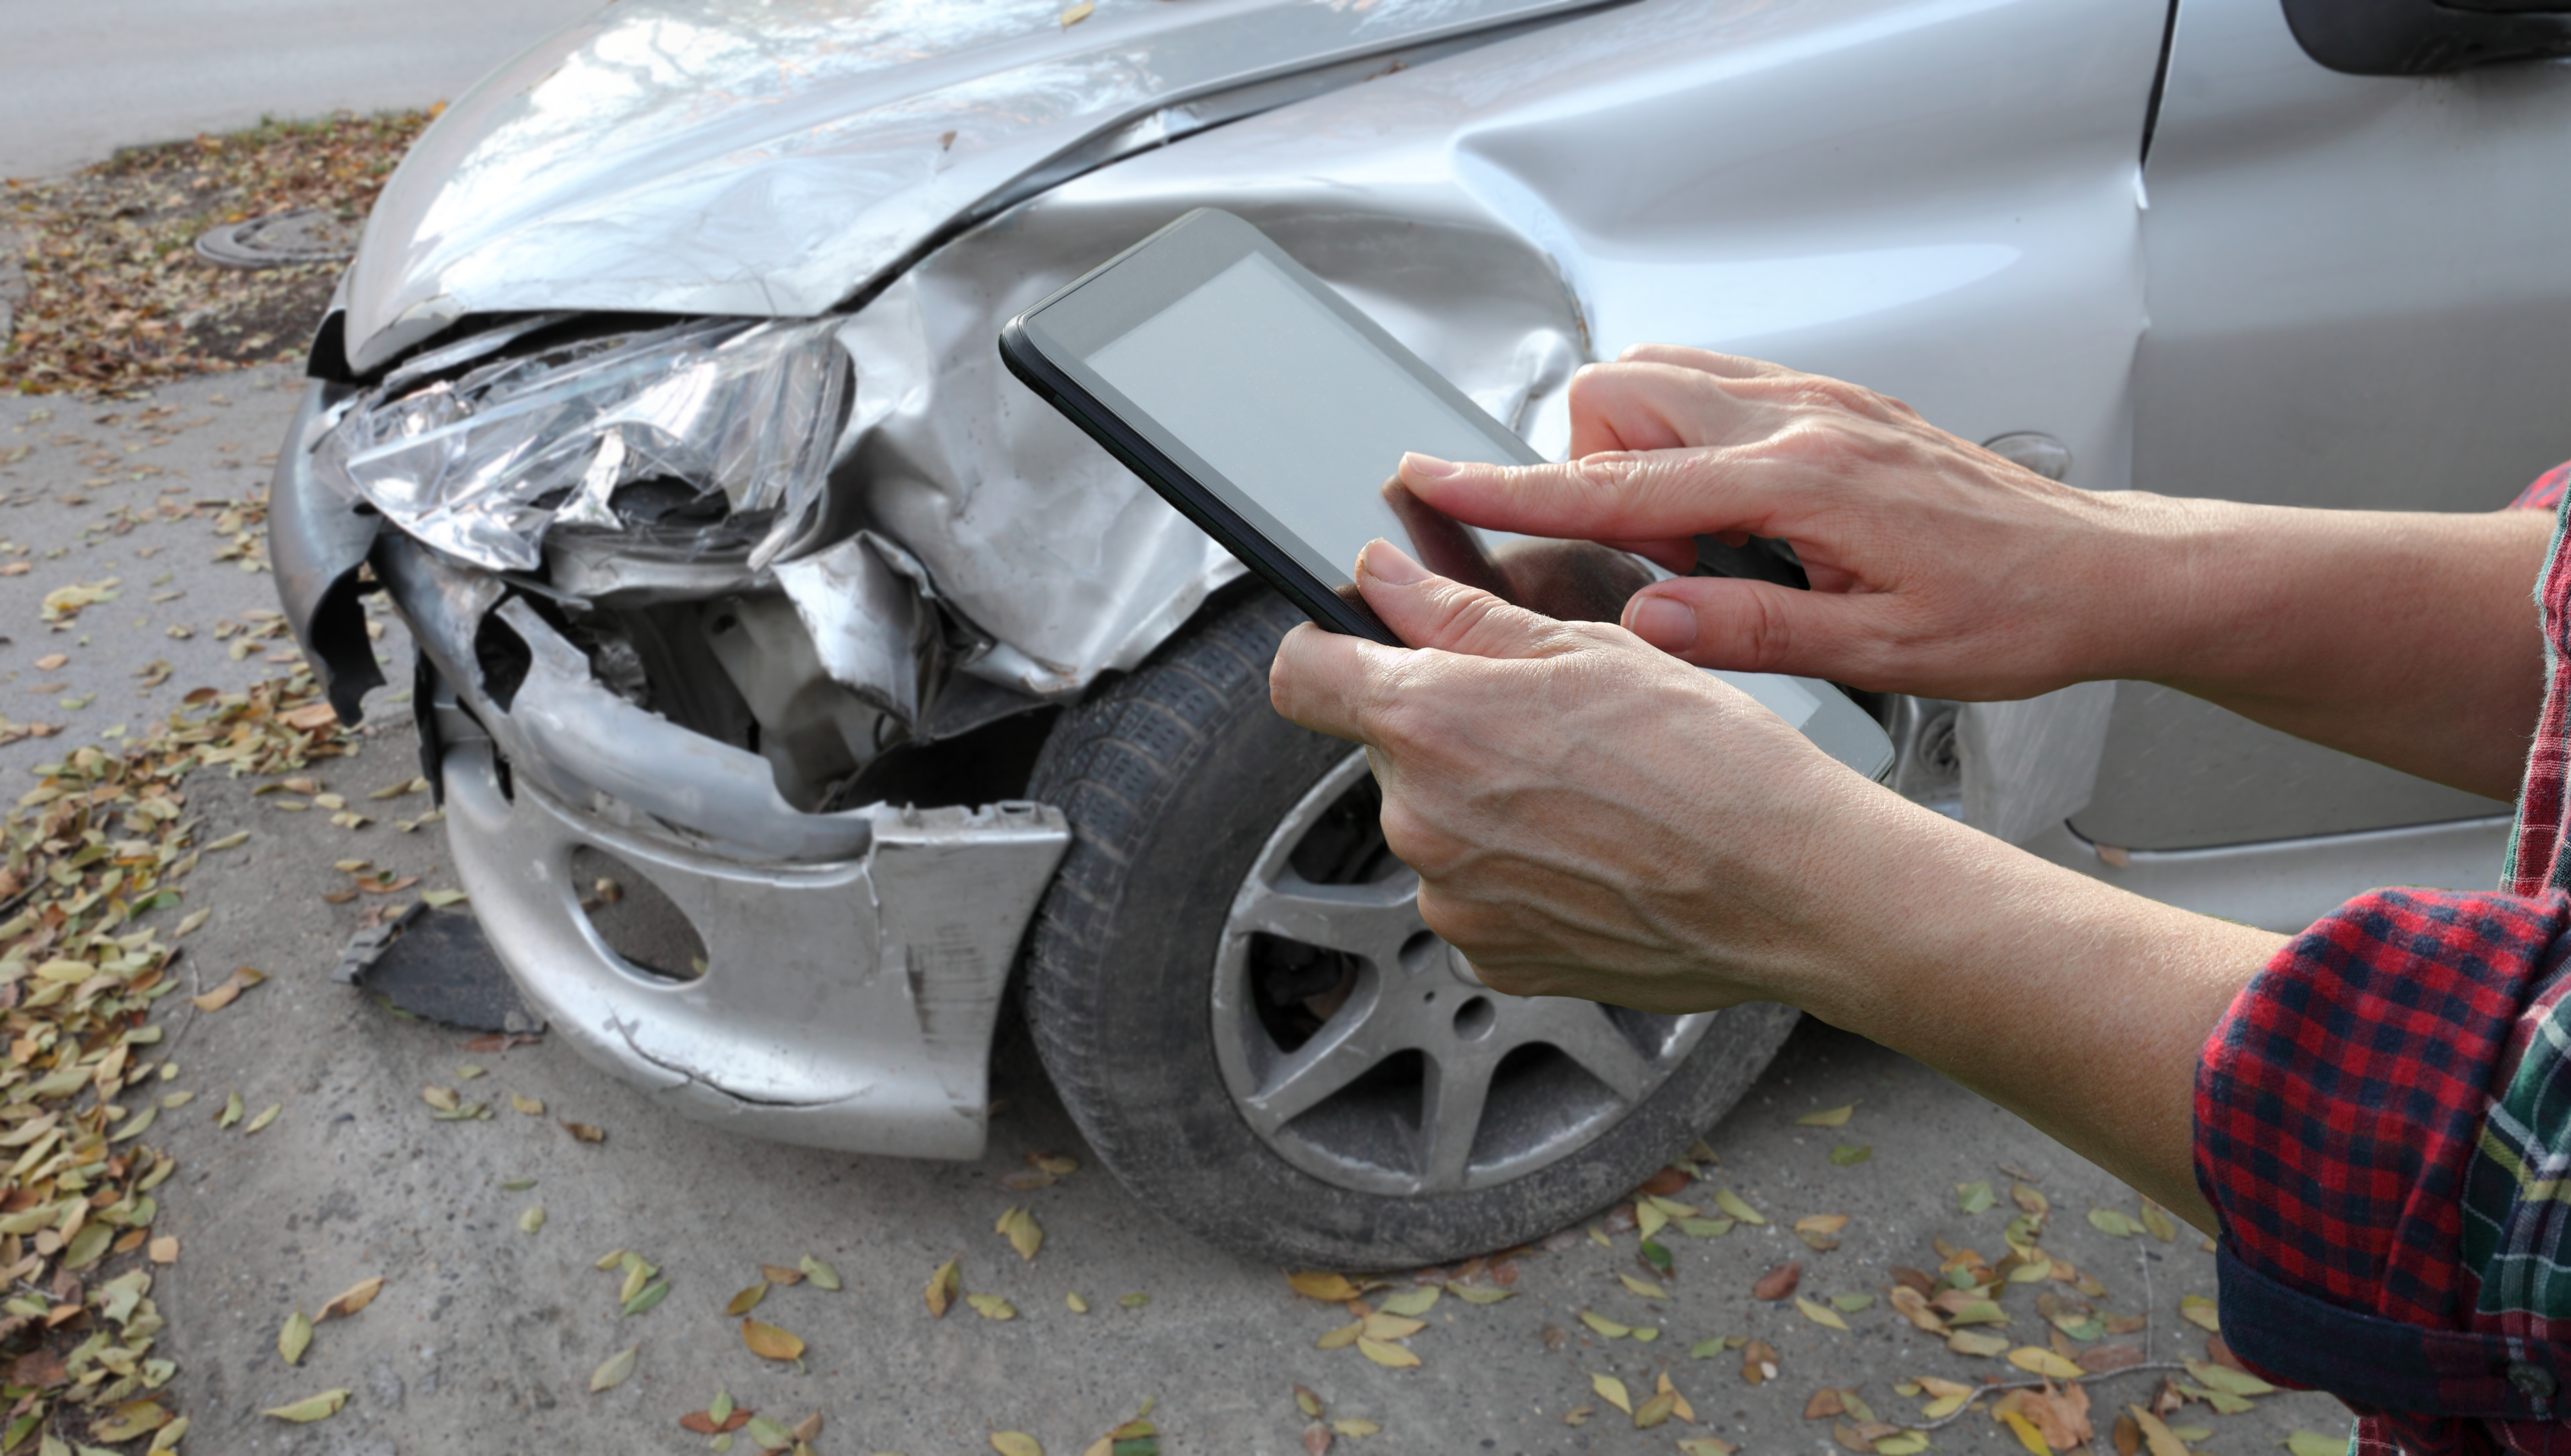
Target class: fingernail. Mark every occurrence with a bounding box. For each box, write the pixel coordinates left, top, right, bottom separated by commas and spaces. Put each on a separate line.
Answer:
1360, 538, 1427, 585
1628, 594, 1697, 651
1400, 453, 1459, 481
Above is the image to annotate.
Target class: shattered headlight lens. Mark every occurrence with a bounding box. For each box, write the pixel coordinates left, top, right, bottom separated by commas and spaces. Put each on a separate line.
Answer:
315, 315, 852, 573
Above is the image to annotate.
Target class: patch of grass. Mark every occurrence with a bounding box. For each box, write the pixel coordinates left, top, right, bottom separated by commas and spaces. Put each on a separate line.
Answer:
1, 109, 436, 396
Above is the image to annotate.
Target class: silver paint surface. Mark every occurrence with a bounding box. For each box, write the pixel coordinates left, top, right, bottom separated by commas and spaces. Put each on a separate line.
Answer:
336, 0, 1625, 371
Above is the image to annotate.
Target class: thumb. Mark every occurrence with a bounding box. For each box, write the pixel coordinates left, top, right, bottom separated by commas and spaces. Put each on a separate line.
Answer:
1621, 575, 1872, 678
1357, 540, 1578, 660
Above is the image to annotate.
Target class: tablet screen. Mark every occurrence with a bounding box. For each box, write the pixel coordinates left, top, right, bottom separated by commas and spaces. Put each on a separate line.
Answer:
1084, 252, 1649, 623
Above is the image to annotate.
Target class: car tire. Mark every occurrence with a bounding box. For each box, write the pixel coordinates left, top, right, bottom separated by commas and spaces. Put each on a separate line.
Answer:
1022, 591, 1798, 1268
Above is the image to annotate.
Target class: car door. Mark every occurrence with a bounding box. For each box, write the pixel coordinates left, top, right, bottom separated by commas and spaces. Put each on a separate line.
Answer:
2088, 0, 2571, 857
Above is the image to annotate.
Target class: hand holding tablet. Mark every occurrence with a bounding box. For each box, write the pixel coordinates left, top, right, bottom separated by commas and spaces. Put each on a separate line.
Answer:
1000, 208, 1892, 778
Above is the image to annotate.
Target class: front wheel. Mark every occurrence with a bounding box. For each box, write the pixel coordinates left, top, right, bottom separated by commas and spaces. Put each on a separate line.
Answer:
1021, 593, 1796, 1268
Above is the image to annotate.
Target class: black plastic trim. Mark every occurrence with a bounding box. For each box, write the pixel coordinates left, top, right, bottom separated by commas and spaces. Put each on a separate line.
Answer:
2282, 0, 2571, 75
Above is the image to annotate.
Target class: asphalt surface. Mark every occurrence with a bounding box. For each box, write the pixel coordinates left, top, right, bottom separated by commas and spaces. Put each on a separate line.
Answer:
0, 0, 607, 179
0, 378, 2356, 1451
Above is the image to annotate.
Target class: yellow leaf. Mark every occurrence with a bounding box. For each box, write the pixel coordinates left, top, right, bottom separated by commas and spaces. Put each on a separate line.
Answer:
1947, 1330, 2010, 1357
278, 1310, 311, 1364
1712, 1189, 1767, 1225
421, 1085, 457, 1111
2179, 1295, 2219, 1332
1066, 1292, 1089, 1314
1795, 1103, 1857, 1127
510, 1093, 543, 1115
2128, 1405, 2189, 1456
800, 1255, 841, 1290
589, 1343, 638, 1392
1356, 1337, 1420, 1369
1637, 1201, 1670, 1240
726, 1283, 768, 1316
1634, 1391, 1678, 1429
2287, 1432, 2349, 1456
1288, 1271, 1360, 1301
993, 1432, 1044, 1456
261, 1390, 348, 1423
926, 1259, 960, 1317
1589, 1373, 1632, 1413
1618, 1274, 1667, 1299
1316, 1319, 1362, 1349
1376, 1286, 1439, 1317
244, 1102, 281, 1134
1057, 0, 1093, 24
1578, 1310, 1630, 1338
318, 1277, 383, 1320
968, 1293, 1018, 1320
742, 1318, 805, 1361
1679, 1442, 1739, 1456
2008, 1346, 2082, 1380
1359, 1313, 1425, 1341
2000, 1410, 2052, 1456
2140, 1200, 2178, 1242
1294, 1385, 1323, 1418
997, 1205, 1044, 1261
1332, 1417, 1380, 1436
1795, 1297, 1850, 1331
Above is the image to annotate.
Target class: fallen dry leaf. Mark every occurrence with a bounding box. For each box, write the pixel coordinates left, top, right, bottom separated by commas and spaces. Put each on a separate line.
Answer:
1740, 1339, 1779, 1385
1751, 1263, 1801, 1301
1356, 1337, 1420, 1369
589, 1344, 638, 1392
741, 1318, 805, 1361
1795, 1103, 1857, 1127
726, 1283, 768, 1316
1590, 1373, 1633, 1414
997, 1204, 1043, 1261
262, 1390, 350, 1424
926, 1259, 961, 1318
560, 1120, 605, 1143
1795, 1213, 1850, 1251
319, 1277, 384, 1320
1289, 1271, 1361, 1301
190, 964, 266, 1012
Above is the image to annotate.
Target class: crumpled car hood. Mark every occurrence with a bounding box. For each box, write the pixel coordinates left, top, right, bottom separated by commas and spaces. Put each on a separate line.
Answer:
340, 0, 1602, 373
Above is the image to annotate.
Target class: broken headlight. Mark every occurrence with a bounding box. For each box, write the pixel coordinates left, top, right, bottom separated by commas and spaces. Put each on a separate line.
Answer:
313, 315, 852, 574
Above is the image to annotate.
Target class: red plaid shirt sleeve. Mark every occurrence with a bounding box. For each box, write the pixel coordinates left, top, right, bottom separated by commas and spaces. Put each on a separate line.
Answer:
2192, 463, 2571, 1452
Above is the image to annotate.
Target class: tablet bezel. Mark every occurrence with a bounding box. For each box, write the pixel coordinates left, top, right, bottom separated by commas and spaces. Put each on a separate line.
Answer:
999, 207, 1544, 645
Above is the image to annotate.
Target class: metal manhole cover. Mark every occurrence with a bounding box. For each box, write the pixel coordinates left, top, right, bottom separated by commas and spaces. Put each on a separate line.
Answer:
194, 207, 358, 270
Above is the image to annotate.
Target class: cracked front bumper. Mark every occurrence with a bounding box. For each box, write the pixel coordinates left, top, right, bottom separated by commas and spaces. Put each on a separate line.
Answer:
441, 738, 1067, 1158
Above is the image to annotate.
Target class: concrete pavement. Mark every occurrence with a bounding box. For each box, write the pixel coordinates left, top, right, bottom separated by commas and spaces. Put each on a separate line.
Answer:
0, 0, 607, 179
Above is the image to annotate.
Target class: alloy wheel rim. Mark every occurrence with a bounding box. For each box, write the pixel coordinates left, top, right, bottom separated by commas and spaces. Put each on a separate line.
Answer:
1209, 750, 1715, 1197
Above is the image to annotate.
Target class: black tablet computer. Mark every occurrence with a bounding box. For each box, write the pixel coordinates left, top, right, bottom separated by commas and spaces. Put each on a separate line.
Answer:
1000, 208, 1895, 778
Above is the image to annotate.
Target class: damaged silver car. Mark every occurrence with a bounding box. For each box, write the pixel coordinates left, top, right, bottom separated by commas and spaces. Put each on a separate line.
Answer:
272, 0, 2571, 1264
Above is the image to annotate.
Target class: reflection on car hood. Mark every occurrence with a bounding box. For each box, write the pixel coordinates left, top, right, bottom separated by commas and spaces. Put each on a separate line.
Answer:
340, 0, 1600, 373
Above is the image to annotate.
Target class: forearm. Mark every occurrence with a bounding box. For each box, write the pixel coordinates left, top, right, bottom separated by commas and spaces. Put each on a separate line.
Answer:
2102, 497, 2549, 800
1767, 795, 2284, 1234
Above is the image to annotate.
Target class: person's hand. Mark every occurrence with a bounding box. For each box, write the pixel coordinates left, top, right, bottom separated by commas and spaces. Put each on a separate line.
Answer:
1267, 536, 1938, 1011
1394, 346, 2185, 702
1267, 536, 2284, 1229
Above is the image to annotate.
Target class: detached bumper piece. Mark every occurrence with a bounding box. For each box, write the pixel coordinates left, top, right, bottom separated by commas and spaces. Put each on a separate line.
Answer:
443, 741, 1065, 1158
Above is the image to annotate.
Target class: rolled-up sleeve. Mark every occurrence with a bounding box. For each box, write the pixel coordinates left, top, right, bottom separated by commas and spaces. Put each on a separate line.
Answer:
2197, 887, 2571, 1431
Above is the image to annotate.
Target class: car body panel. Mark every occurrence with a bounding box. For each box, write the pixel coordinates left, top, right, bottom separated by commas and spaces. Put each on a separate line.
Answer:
2093, 0, 2571, 850
336, 0, 1627, 373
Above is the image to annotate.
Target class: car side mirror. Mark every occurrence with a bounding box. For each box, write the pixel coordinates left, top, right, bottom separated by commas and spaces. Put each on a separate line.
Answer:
2284, 0, 2571, 74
